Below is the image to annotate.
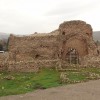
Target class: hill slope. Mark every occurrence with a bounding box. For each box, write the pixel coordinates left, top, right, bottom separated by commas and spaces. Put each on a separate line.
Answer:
93, 31, 100, 41
0, 31, 99, 41
0, 32, 10, 40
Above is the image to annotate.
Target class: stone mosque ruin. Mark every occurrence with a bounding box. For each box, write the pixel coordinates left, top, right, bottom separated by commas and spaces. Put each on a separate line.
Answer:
0, 20, 100, 72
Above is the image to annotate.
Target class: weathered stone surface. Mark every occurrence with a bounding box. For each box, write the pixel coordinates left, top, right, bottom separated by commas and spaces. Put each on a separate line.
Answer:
58, 20, 97, 59
0, 52, 8, 71
0, 20, 99, 72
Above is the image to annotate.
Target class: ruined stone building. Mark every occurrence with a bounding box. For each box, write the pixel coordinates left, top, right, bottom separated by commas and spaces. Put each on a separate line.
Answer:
0, 20, 99, 72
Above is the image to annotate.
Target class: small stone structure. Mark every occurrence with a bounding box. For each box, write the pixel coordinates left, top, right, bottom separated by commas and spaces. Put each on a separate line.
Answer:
0, 20, 99, 72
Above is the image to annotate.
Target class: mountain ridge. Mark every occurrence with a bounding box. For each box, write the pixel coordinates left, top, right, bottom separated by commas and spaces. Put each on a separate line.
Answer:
93, 31, 100, 41
0, 32, 10, 40
0, 31, 100, 41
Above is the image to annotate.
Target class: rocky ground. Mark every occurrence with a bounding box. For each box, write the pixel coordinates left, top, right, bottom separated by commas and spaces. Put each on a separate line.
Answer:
0, 79, 100, 100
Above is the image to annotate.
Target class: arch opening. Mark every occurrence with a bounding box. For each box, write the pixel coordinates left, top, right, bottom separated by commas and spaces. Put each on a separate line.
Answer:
66, 48, 79, 64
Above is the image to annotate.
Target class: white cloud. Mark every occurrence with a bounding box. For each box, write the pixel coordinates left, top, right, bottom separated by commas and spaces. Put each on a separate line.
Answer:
0, 0, 100, 34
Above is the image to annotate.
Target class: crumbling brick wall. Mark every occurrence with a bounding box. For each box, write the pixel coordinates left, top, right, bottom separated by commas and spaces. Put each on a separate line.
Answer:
8, 34, 59, 62
7, 34, 59, 72
4, 20, 99, 72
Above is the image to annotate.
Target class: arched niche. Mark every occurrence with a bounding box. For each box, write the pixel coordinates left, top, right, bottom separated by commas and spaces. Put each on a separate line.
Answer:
66, 48, 79, 64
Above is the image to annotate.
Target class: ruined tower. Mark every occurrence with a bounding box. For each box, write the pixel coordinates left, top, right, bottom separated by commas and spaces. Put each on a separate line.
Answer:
58, 20, 97, 64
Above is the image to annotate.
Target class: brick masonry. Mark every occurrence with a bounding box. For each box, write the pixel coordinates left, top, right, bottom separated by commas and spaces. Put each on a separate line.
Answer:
0, 20, 99, 72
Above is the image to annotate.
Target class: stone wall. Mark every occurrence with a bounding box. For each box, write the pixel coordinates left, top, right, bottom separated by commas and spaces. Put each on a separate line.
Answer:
0, 52, 8, 71
58, 20, 97, 60
6, 33, 59, 72
0, 20, 99, 72
59, 20, 92, 37
8, 59, 58, 72
8, 34, 59, 62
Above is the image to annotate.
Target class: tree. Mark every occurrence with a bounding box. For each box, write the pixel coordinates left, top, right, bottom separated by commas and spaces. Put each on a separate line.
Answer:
0, 44, 3, 51
6, 37, 10, 51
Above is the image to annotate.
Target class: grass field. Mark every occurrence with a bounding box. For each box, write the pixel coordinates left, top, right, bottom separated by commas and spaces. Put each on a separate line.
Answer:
0, 67, 100, 97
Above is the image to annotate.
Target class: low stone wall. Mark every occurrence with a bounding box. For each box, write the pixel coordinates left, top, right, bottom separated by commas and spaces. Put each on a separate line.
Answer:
0, 52, 8, 71
7, 60, 59, 72
0, 52, 100, 72
8, 61, 38, 72
81, 55, 100, 67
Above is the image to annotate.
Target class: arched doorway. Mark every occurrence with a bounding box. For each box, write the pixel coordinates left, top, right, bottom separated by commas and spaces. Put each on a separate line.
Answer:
66, 48, 79, 64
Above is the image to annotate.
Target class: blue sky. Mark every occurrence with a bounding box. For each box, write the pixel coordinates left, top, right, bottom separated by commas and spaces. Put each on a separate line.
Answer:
0, 0, 100, 34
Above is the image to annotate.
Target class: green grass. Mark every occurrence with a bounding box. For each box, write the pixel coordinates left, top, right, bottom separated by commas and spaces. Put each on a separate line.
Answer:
0, 68, 60, 97
0, 67, 100, 97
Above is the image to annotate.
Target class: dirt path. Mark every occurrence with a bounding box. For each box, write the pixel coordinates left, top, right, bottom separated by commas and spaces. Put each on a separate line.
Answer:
1, 80, 100, 100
